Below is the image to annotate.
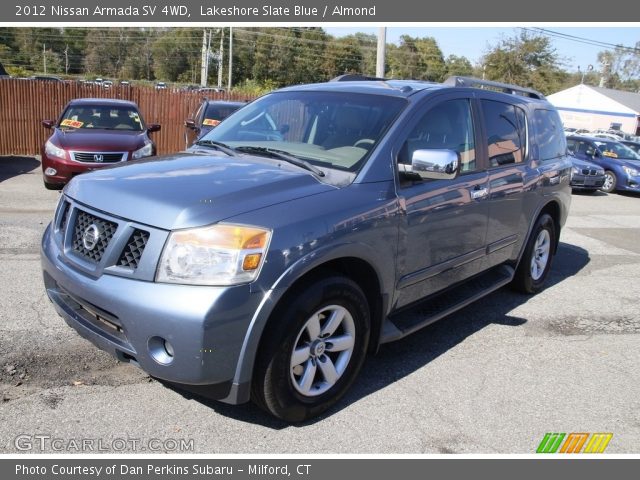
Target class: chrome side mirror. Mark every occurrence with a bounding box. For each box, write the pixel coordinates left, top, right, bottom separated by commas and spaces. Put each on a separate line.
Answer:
400, 149, 459, 180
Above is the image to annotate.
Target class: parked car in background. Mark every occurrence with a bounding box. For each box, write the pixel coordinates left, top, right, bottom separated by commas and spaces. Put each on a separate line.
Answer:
621, 140, 640, 155
41, 98, 160, 190
155, 82, 167, 90
568, 155, 605, 193
566, 135, 640, 193
41, 76, 572, 422
593, 132, 624, 141
184, 99, 245, 147
31, 75, 63, 82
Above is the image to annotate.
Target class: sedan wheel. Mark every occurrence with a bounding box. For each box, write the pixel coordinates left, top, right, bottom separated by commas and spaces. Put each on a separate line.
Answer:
601, 171, 617, 193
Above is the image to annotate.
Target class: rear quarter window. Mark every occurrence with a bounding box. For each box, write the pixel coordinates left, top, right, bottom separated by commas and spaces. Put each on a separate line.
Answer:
533, 109, 566, 161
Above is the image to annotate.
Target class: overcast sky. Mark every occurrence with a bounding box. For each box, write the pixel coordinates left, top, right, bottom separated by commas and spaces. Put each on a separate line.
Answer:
325, 27, 640, 73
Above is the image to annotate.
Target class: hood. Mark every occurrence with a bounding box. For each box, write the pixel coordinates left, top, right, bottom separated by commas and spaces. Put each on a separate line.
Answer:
53, 129, 147, 152
64, 152, 335, 230
569, 156, 602, 170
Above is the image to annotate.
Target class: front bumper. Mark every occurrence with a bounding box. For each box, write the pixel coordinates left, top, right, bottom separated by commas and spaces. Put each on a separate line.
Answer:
570, 173, 605, 190
617, 173, 640, 192
41, 152, 130, 186
41, 223, 263, 403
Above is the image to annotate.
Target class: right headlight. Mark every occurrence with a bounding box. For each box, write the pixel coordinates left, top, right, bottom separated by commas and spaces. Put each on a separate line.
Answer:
45, 140, 66, 159
156, 224, 271, 286
622, 166, 639, 177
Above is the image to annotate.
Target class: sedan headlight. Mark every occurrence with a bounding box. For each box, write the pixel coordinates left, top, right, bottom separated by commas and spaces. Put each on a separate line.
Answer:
132, 142, 153, 160
571, 166, 580, 175
622, 166, 639, 177
45, 140, 66, 159
156, 224, 272, 286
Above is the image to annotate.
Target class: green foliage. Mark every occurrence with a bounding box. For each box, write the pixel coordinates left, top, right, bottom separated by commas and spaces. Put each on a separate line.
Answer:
387, 36, 446, 81
232, 78, 278, 97
480, 31, 567, 95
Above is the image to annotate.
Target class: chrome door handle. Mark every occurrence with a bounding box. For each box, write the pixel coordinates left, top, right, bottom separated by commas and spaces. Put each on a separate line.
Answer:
471, 187, 488, 199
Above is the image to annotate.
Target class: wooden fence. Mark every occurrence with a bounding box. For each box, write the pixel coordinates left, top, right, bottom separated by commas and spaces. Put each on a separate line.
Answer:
0, 79, 252, 156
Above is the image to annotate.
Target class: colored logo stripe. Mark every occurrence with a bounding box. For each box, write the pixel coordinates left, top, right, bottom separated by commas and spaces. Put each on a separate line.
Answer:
584, 433, 613, 454
560, 433, 589, 453
537, 433, 565, 453
537, 433, 613, 453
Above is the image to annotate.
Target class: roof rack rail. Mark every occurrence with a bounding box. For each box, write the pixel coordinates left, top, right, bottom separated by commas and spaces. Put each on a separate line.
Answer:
330, 74, 387, 82
444, 76, 545, 99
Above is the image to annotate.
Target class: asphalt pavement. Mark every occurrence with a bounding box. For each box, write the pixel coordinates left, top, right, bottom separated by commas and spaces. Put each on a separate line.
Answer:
1, 156, 639, 453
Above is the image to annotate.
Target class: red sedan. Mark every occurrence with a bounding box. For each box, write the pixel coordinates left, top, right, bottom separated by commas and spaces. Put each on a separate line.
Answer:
41, 98, 160, 189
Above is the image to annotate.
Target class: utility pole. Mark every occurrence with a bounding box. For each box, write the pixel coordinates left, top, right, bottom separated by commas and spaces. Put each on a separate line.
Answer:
43, 43, 47, 74
200, 29, 208, 87
376, 27, 386, 78
228, 27, 233, 91
64, 45, 69, 75
218, 28, 225, 89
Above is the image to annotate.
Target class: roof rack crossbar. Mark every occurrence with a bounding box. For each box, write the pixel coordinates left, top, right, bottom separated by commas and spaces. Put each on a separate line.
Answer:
330, 74, 387, 82
444, 76, 544, 99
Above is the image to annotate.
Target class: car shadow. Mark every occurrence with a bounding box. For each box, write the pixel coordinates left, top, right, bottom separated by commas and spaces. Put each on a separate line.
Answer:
0, 156, 41, 182
165, 241, 590, 428
572, 190, 608, 197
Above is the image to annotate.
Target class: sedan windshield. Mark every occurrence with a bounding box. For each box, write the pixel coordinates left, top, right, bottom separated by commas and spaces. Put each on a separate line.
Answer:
59, 105, 144, 131
595, 140, 640, 160
200, 91, 406, 172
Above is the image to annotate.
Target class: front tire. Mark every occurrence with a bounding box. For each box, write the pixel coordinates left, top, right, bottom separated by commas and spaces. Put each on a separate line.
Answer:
511, 213, 556, 294
601, 170, 617, 193
252, 275, 370, 422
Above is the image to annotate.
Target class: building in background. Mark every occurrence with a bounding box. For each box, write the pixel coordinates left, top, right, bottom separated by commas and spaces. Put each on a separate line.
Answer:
547, 84, 640, 135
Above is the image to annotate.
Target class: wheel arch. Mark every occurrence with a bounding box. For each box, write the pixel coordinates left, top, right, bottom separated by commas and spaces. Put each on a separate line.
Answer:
224, 244, 392, 404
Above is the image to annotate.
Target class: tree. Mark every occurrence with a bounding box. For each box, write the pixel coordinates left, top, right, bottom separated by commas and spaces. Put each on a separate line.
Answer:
480, 31, 567, 95
387, 36, 446, 81
445, 54, 473, 77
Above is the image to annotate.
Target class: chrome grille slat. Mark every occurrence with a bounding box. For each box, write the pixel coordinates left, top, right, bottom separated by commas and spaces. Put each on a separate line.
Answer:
71, 210, 117, 263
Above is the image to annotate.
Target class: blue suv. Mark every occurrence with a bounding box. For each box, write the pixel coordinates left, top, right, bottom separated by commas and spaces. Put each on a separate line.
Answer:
567, 135, 640, 193
42, 76, 572, 421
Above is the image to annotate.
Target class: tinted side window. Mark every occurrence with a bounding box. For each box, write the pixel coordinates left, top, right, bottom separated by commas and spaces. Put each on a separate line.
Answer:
398, 98, 477, 173
534, 109, 566, 161
481, 100, 527, 167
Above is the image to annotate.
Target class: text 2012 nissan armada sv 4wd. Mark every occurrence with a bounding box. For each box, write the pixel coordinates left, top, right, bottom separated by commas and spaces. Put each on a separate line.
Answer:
42, 76, 571, 422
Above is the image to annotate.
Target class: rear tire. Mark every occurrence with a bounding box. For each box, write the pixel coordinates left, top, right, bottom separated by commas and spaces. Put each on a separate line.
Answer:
511, 213, 556, 294
601, 170, 617, 193
252, 275, 370, 422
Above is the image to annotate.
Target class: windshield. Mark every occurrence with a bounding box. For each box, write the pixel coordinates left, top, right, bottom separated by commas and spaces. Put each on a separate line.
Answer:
595, 140, 640, 160
203, 104, 242, 126
200, 91, 407, 172
59, 105, 144, 131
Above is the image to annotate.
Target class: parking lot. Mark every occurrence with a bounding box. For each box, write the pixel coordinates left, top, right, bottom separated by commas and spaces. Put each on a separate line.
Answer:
1, 155, 639, 454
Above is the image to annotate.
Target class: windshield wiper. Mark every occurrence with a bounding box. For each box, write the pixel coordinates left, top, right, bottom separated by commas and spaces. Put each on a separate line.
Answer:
194, 139, 237, 156
235, 146, 325, 177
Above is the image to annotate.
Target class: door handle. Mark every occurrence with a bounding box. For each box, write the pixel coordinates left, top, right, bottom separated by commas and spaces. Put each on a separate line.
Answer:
471, 187, 488, 200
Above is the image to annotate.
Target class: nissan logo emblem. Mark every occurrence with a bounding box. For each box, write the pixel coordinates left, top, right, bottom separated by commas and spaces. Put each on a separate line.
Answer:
94, 154, 104, 163
82, 224, 100, 251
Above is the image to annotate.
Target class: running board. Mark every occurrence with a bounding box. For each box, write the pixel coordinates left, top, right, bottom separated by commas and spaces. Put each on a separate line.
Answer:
380, 264, 515, 344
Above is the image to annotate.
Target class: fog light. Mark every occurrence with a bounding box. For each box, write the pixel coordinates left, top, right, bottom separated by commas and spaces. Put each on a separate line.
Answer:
44, 167, 57, 176
148, 336, 174, 365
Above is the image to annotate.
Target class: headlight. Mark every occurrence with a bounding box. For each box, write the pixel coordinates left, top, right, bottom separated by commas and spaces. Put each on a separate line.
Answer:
571, 166, 580, 175
156, 224, 272, 286
45, 140, 66, 159
622, 166, 639, 177
132, 142, 153, 160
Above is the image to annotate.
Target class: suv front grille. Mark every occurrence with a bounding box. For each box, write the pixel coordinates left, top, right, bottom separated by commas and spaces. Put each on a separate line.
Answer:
72, 211, 118, 263
118, 229, 150, 269
72, 152, 125, 163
